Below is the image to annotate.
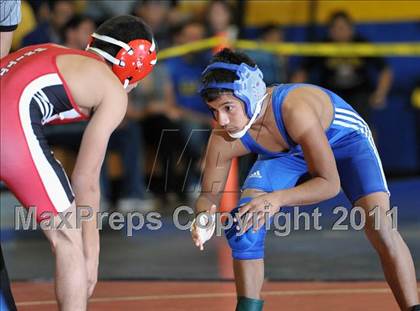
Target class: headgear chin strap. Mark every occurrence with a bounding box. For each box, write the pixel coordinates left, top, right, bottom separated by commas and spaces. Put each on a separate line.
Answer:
86, 33, 157, 89
200, 62, 267, 138
228, 93, 268, 139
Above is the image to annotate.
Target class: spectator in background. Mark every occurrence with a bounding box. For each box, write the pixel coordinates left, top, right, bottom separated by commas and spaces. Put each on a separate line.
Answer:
85, 0, 134, 22
205, 0, 237, 43
247, 24, 288, 85
100, 118, 156, 214
22, 0, 74, 46
132, 0, 173, 50
165, 19, 213, 199
127, 62, 182, 203
27, 0, 53, 22
61, 14, 95, 50
292, 11, 393, 123
167, 20, 212, 121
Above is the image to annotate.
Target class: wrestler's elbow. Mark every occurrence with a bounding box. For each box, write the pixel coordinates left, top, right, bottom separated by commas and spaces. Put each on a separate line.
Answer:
326, 175, 341, 199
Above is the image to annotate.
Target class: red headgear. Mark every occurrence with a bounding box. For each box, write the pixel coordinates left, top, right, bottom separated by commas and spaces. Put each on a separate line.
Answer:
87, 33, 157, 88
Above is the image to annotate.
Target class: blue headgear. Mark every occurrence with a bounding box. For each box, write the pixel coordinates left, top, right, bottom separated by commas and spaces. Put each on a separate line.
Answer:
200, 62, 267, 119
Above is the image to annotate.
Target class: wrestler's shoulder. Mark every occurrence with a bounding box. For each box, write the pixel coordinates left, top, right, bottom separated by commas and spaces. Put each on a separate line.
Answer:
58, 53, 120, 90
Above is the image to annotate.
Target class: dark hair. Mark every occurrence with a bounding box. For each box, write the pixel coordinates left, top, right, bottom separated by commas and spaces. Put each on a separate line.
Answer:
90, 15, 154, 59
328, 11, 353, 28
260, 23, 282, 38
206, 0, 234, 35
61, 15, 94, 42
48, 0, 73, 12
207, 0, 233, 21
201, 48, 256, 102
170, 18, 204, 40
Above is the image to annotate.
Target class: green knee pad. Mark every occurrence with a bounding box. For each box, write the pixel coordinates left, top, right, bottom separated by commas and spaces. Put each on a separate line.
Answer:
236, 296, 264, 311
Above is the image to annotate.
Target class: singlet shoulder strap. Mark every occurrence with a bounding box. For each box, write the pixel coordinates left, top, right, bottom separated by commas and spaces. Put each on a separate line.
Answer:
272, 83, 312, 148
240, 131, 257, 153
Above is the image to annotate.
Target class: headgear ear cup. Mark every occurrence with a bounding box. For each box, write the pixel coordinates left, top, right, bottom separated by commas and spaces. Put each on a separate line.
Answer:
112, 39, 157, 86
86, 33, 157, 87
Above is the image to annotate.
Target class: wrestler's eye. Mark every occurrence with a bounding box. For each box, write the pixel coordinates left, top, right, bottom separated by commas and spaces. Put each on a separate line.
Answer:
225, 105, 233, 112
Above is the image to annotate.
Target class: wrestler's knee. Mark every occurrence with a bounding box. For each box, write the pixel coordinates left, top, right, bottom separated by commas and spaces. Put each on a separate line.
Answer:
43, 217, 83, 258
225, 197, 267, 260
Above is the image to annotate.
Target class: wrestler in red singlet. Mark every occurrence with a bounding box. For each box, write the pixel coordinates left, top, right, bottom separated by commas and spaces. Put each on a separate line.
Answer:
1, 44, 101, 219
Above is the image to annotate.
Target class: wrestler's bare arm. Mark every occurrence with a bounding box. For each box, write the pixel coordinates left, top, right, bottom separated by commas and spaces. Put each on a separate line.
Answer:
191, 129, 248, 249
195, 129, 249, 214
71, 77, 127, 254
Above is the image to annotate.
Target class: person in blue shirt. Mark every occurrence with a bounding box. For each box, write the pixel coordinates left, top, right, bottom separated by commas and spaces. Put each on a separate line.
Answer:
246, 24, 287, 86
292, 11, 393, 124
164, 20, 213, 196
22, 0, 74, 46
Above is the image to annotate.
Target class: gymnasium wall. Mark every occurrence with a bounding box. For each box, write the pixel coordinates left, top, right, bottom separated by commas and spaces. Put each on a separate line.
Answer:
240, 1, 420, 174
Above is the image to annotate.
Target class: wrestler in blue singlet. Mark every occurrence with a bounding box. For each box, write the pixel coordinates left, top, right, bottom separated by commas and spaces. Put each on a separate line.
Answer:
233, 83, 389, 260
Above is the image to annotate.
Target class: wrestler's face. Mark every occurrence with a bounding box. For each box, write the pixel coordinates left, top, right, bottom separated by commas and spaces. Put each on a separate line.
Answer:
207, 94, 248, 134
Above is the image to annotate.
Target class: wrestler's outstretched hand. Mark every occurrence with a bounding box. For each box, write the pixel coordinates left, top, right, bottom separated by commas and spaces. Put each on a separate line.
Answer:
190, 204, 217, 251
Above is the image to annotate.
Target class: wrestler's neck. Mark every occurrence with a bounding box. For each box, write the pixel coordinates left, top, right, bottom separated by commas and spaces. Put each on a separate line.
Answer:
87, 49, 111, 68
